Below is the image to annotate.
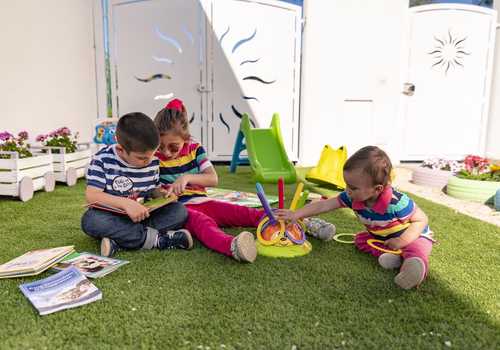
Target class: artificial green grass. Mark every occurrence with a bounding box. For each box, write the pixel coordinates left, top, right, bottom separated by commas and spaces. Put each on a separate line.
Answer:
0, 166, 499, 349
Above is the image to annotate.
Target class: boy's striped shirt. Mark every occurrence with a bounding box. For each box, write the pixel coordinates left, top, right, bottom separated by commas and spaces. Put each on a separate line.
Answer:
338, 186, 432, 240
86, 145, 159, 198
156, 141, 213, 200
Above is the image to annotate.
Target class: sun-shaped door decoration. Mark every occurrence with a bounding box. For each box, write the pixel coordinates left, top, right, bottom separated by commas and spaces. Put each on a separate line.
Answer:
428, 29, 471, 75
217, 26, 275, 133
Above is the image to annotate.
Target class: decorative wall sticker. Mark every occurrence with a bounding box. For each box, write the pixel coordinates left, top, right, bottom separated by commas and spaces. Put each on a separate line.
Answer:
428, 29, 471, 75
242, 76, 276, 84
232, 105, 256, 128
240, 58, 260, 66
232, 29, 257, 53
135, 74, 172, 82
219, 113, 230, 133
154, 26, 183, 53
154, 93, 174, 100
243, 95, 259, 102
152, 56, 173, 64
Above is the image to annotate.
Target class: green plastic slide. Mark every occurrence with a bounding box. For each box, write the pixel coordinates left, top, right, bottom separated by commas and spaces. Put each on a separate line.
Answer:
240, 113, 296, 183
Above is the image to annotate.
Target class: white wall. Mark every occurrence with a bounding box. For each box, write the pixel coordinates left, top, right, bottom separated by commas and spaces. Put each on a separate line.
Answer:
299, 0, 409, 166
0, 1, 98, 144
486, 2, 500, 159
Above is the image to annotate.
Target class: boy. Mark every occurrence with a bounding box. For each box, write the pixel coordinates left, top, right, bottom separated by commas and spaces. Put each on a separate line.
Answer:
81, 112, 192, 257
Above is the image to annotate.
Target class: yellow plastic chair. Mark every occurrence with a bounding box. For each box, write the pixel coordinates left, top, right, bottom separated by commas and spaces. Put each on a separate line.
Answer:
306, 145, 347, 190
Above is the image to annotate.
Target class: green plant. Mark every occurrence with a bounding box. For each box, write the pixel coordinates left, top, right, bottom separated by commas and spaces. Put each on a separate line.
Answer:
0, 131, 32, 159
456, 169, 500, 182
37, 127, 78, 153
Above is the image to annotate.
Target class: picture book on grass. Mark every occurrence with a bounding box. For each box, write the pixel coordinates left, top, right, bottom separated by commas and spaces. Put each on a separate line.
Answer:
187, 187, 279, 208
87, 194, 178, 215
19, 267, 102, 316
52, 252, 128, 278
0, 246, 74, 279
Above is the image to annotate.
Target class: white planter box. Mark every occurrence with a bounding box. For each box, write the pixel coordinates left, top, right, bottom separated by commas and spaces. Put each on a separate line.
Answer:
37, 143, 91, 186
411, 167, 453, 190
0, 149, 55, 202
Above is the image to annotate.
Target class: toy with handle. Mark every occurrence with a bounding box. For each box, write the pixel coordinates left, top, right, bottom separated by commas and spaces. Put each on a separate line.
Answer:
256, 182, 277, 224
290, 182, 304, 211
255, 181, 311, 257
278, 177, 284, 209
296, 190, 309, 209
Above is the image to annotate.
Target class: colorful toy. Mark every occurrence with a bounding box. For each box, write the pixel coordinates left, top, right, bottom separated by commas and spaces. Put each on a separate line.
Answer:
367, 239, 402, 255
94, 119, 118, 146
306, 145, 348, 189
332, 233, 356, 244
229, 113, 296, 184
255, 179, 312, 258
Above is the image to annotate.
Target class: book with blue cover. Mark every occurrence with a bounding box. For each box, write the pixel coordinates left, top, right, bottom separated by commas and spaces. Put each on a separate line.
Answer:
19, 267, 102, 315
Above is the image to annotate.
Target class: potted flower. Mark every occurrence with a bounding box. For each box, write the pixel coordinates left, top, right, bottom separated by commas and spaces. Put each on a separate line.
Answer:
411, 158, 463, 189
36, 127, 91, 186
447, 155, 500, 204
0, 131, 55, 201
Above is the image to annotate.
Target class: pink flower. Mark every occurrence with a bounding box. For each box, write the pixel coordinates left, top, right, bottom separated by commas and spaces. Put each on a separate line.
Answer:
464, 155, 490, 175
0, 131, 13, 141
17, 131, 29, 141
36, 134, 46, 142
59, 127, 71, 136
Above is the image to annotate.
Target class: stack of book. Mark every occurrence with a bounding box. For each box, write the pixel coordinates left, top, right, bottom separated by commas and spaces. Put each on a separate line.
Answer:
0, 246, 75, 279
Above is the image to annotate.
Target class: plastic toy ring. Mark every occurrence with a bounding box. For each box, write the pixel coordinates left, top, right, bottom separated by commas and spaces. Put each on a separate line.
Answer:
285, 220, 306, 245
367, 239, 402, 255
333, 233, 356, 244
257, 216, 286, 246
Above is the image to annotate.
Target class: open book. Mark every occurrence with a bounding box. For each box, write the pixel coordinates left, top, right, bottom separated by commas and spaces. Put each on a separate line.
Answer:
186, 187, 279, 208
52, 252, 128, 278
87, 194, 178, 215
19, 267, 102, 316
0, 246, 75, 279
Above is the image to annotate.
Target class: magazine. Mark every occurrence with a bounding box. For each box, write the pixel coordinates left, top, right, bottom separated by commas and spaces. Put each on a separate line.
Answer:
87, 194, 178, 215
52, 252, 128, 278
187, 187, 279, 208
0, 246, 75, 279
19, 267, 102, 316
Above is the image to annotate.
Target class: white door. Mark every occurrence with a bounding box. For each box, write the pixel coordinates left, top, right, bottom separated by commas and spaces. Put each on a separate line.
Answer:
106, 0, 301, 161
207, 0, 302, 160
109, 0, 206, 143
402, 4, 497, 160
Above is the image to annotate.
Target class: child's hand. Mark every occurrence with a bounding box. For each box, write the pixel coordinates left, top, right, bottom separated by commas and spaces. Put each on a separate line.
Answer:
123, 199, 150, 222
384, 237, 404, 250
275, 209, 297, 222
171, 176, 189, 195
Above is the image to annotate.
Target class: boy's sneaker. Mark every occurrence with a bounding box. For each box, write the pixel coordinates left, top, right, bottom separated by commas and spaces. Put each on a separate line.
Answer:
378, 253, 402, 269
101, 237, 119, 257
394, 257, 426, 290
157, 229, 193, 250
231, 231, 257, 263
303, 217, 335, 241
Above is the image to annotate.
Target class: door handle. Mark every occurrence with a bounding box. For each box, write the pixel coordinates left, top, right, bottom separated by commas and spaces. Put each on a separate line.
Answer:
402, 83, 415, 96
